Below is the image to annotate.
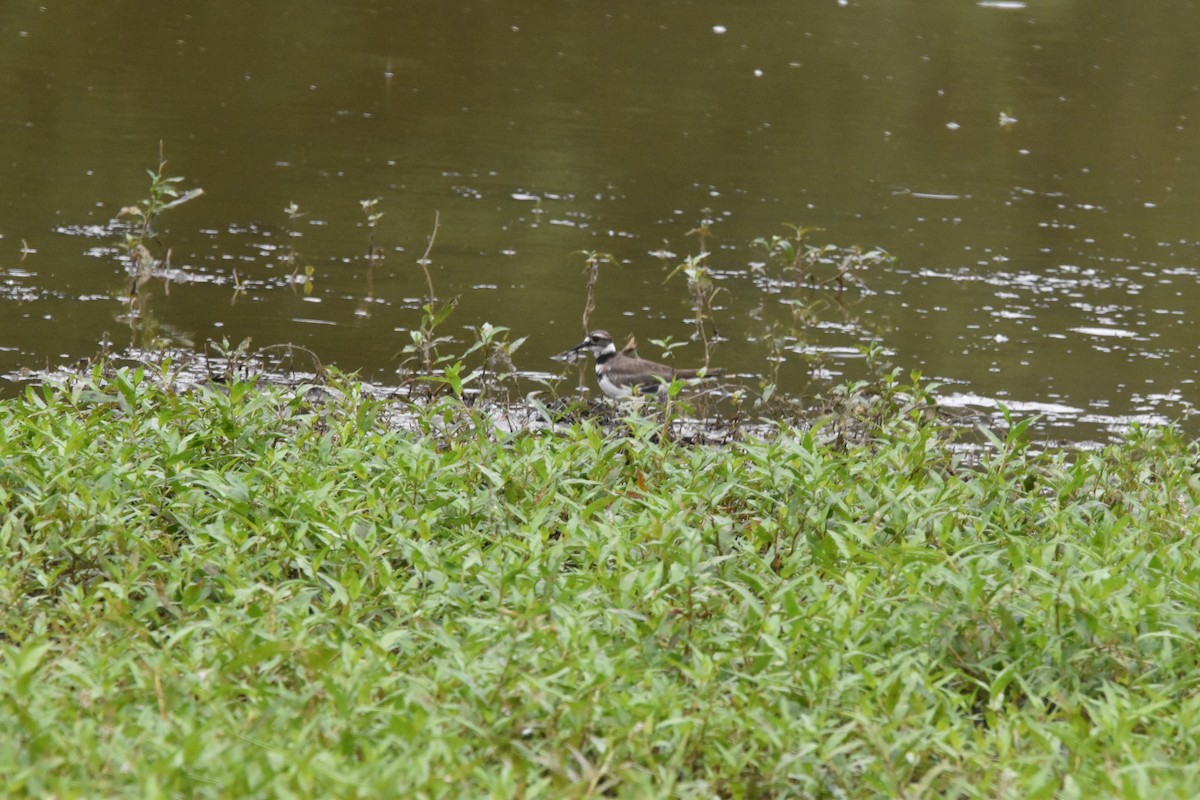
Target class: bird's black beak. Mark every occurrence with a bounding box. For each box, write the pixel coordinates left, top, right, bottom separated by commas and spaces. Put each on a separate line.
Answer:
550, 337, 591, 364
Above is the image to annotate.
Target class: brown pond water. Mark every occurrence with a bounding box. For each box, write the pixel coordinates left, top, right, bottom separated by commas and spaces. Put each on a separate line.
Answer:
2, 1, 1199, 441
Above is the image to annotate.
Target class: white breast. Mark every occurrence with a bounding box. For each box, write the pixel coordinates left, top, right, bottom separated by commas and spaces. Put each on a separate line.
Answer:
597, 371, 633, 399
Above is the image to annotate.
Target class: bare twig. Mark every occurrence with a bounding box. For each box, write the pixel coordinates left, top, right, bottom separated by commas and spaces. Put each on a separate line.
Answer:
418, 210, 440, 303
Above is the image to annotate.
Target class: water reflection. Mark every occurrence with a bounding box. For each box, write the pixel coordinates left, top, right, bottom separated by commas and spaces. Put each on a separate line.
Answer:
1, 1, 1199, 440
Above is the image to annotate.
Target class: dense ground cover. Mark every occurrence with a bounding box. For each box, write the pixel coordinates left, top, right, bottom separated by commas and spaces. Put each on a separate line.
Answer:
2, 369, 1199, 798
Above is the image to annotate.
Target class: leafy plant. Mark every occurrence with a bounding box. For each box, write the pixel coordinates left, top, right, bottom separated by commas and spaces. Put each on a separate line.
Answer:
2, 370, 1199, 797
462, 322, 528, 400
753, 223, 892, 291
664, 252, 722, 362
116, 144, 203, 306
399, 299, 459, 395
279, 201, 314, 296
395, 210, 466, 399
745, 226, 897, 417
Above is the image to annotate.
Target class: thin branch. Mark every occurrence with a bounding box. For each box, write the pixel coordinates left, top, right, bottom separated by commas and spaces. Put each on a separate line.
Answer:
418, 210, 440, 303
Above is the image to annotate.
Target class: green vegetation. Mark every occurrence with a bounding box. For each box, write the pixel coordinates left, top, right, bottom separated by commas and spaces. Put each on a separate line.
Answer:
2, 367, 1200, 798
117, 146, 204, 307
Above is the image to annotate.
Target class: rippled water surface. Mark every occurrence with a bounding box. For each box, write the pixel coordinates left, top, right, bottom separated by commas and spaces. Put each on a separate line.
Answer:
2, 1, 1199, 440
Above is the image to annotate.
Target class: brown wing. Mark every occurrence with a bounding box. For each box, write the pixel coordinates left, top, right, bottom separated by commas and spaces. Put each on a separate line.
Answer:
621, 356, 677, 380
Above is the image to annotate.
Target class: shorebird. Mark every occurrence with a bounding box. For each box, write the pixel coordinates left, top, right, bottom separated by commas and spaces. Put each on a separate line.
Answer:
567, 330, 721, 399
